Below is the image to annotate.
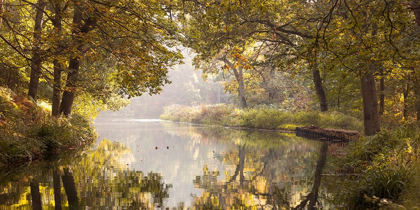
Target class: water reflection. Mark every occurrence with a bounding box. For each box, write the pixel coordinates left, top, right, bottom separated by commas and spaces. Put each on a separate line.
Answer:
0, 119, 341, 209
0, 140, 170, 209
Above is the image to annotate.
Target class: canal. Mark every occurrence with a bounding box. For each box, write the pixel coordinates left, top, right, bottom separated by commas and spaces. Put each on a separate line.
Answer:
0, 115, 340, 209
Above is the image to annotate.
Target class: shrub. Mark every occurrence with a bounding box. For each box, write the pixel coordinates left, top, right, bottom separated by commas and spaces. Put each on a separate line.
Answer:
1, 86, 97, 165
337, 126, 420, 208
293, 111, 321, 126
240, 108, 290, 129
341, 126, 418, 172
239, 108, 259, 128
344, 164, 413, 209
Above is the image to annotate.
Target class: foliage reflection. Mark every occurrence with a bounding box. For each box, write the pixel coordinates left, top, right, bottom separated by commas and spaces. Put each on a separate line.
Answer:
0, 139, 170, 209
167, 127, 334, 209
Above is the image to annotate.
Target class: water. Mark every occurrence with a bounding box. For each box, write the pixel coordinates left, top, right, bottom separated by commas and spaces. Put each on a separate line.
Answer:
0, 117, 338, 209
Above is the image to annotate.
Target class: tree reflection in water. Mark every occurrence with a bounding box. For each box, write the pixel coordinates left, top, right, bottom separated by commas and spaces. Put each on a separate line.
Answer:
186, 128, 333, 209
294, 142, 328, 210
0, 123, 341, 209
0, 139, 171, 209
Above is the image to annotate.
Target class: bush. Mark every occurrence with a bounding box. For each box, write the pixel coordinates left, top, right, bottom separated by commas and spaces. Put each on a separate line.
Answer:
0, 86, 97, 165
240, 108, 290, 129
293, 111, 321, 126
346, 165, 413, 209
337, 126, 420, 208
341, 126, 418, 172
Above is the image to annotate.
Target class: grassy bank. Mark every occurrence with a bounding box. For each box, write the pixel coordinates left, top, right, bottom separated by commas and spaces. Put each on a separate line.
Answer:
0, 87, 97, 166
160, 104, 363, 132
336, 125, 420, 209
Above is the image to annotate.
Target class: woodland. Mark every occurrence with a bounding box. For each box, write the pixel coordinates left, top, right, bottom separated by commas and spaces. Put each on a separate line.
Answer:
1, 0, 420, 208
0, 0, 419, 134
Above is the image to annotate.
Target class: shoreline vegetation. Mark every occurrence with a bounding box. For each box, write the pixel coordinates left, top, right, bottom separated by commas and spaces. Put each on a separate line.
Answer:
160, 104, 364, 132
0, 87, 97, 167
161, 103, 420, 208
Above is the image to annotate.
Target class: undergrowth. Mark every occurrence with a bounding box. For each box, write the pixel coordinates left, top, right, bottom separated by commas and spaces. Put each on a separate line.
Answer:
0, 86, 96, 165
160, 104, 363, 132
336, 126, 420, 209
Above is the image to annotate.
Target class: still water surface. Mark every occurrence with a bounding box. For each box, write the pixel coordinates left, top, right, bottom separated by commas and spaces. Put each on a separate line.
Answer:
0, 117, 337, 209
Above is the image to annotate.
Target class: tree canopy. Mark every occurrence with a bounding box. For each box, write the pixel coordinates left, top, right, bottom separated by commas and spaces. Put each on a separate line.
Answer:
1, 0, 420, 135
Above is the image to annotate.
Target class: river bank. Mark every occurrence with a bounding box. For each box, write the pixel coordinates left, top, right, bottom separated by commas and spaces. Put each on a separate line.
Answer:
160, 104, 363, 132
0, 87, 96, 167
161, 104, 420, 208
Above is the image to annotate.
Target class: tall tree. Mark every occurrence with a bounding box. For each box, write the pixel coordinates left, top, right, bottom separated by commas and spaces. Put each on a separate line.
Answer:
60, 3, 96, 115
57, 0, 182, 116
28, 0, 47, 100
361, 70, 381, 136
216, 49, 249, 108
51, 0, 64, 116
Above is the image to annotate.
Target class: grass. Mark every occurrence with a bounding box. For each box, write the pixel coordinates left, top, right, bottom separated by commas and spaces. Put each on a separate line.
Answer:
336, 125, 420, 209
160, 104, 363, 132
0, 86, 97, 166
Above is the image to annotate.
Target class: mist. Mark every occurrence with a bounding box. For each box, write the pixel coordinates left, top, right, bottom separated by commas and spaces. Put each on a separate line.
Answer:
99, 49, 230, 119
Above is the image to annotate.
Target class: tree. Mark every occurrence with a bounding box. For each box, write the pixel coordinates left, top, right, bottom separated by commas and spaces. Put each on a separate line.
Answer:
51, 0, 65, 117
30, 180, 42, 210
28, 0, 47, 101
194, 47, 252, 108
180, 0, 329, 110
1, 0, 183, 116
59, 2, 96, 115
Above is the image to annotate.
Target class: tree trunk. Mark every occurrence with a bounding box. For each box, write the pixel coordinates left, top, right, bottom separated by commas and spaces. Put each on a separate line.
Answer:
312, 69, 328, 112
30, 180, 42, 210
52, 1, 63, 116
218, 55, 248, 108
62, 168, 79, 210
361, 70, 381, 136
233, 68, 247, 108
379, 70, 385, 116
60, 59, 80, 116
53, 170, 62, 210
337, 88, 341, 109
28, 0, 47, 100
60, 4, 96, 116
52, 61, 63, 116
411, 0, 420, 27
60, 6, 82, 116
